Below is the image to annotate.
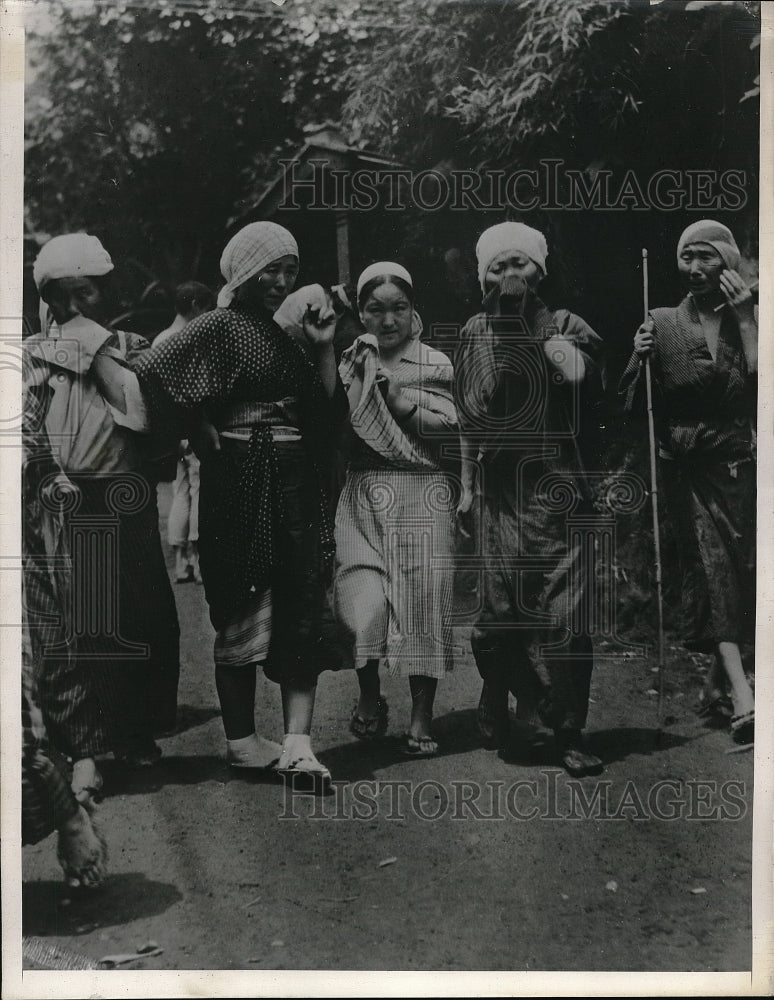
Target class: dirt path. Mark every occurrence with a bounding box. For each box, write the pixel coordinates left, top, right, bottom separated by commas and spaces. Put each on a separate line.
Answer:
21, 485, 753, 972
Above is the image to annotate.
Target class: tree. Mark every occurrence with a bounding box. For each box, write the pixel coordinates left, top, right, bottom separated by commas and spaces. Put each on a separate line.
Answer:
25, 0, 371, 296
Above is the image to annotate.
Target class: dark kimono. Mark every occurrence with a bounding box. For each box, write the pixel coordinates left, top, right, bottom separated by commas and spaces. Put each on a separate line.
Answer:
136, 304, 348, 684
619, 295, 756, 651
454, 288, 605, 733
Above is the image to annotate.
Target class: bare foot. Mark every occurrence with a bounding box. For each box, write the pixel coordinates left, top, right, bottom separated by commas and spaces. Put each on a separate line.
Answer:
57, 803, 107, 888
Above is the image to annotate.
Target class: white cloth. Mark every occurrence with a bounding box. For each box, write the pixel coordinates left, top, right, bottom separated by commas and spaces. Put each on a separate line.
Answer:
475, 222, 548, 291
32, 233, 114, 289
217, 222, 298, 308
24, 318, 150, 472
356, 261, 412, 299
272, 283, 330, 340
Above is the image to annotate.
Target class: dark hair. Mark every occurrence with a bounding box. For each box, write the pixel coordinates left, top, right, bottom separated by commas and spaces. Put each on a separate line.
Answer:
357, 274, 413, 311
175, 280, 215, 319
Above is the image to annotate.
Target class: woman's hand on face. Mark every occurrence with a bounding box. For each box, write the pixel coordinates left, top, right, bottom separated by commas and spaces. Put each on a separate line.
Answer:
302, 302, 337, 348
720, 269, 755, 318
634, 317, 655, 356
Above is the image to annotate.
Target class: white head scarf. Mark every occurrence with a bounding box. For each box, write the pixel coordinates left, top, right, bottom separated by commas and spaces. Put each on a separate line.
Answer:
356, 261, 422, 339
33, 233, 114, 290
217, 221, 299, 308
475, 222, 548, 292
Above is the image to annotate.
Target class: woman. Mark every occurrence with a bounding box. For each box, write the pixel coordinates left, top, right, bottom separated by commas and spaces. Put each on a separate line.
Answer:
455, 222, 605, 777
334, 262, 458, 755
137, 222, 348, 787
620, 220, 756, 746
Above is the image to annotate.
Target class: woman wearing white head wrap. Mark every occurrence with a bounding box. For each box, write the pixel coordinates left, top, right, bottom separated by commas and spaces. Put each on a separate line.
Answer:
137, 222, 349, 789
454, 223, 606, 777
25, 232, 181, 782
333, 262, 458, 755
620, 220, 757, 747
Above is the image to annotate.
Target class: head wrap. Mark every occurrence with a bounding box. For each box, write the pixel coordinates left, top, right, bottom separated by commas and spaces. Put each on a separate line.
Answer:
677, 219, 740, 271
356, 262, 422, 339
217, 221, 298, 308
475, 222, 548, 292
33, 233, 113, 290
356, 261, 413, 300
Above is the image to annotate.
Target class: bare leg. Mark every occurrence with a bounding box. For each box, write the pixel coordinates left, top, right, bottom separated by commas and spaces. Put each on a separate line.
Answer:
215, 664, 257, 739
281, 681, 316, 735
355, 658, 381, 719
408, 676, 437, 741
717, 641, 754, 716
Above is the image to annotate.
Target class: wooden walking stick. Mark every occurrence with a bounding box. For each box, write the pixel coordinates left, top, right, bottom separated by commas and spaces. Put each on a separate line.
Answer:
641, 249, 667, 738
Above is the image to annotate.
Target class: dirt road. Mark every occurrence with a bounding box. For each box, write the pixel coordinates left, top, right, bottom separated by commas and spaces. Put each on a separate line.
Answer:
21, 486, 753, 972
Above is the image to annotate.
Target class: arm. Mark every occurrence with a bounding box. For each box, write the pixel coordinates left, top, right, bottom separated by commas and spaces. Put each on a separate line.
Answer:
457, 432, 478, 515
302, 303, 340, 398
720, 269, 757, 374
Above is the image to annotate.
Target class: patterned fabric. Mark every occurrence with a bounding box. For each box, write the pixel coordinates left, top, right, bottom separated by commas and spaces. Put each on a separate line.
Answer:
22, 639, 79, 846
339, 335, 457, 471
454, 290, 604, 731
23, 327, 180, 755
619, 295, 756, 650
619, 295, 755, 459
136, 305, 348, 679
334, 337, 458, 678
24, 322, 151, 473
22, 352, 107, 759
214, 587, 272, 667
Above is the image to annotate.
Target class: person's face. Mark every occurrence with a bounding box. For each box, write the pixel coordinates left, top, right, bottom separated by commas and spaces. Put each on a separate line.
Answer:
678, 243, 724, 298
45, 276, 105, 325
484, 251, 541, 296
359, 282, 413, 351
234, 254, 299, 312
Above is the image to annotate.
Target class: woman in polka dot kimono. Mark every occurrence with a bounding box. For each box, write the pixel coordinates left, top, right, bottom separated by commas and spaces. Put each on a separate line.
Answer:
137, 222, 349, 791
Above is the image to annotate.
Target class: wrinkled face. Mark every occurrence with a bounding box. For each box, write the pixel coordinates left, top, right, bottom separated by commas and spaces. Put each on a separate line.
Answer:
234, 254, 299, 312
484, 251, 541, 296
678, 243, 724, 298
359, 281, 413, 351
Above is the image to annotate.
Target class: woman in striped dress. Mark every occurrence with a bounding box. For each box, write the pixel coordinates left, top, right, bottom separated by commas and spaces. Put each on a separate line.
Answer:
334, 263, 459, 756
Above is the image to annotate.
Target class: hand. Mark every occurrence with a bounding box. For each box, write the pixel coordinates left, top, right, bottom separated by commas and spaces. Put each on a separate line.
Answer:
634, 318, 655, 356
719, 269, 755, 317
378, 367, 412, 418
302, 302, 337, 348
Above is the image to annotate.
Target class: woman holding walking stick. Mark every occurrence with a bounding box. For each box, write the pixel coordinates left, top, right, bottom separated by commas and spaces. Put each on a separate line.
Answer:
620, 220, 756, 746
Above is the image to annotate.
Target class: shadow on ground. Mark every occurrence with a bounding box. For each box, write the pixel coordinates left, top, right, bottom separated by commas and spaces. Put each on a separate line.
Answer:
23, 872, 183, 936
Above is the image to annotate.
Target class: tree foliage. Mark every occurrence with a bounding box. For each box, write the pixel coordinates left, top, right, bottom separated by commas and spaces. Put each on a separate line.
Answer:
343, 0, 760, 174
25, 0, 370, 284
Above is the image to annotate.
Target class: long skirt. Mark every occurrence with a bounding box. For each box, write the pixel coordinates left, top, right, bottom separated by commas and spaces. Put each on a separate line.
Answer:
40, 474, 181, 755
206, 439, 345, 685
333, 468, 455, 679
660, 453, 756, 652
